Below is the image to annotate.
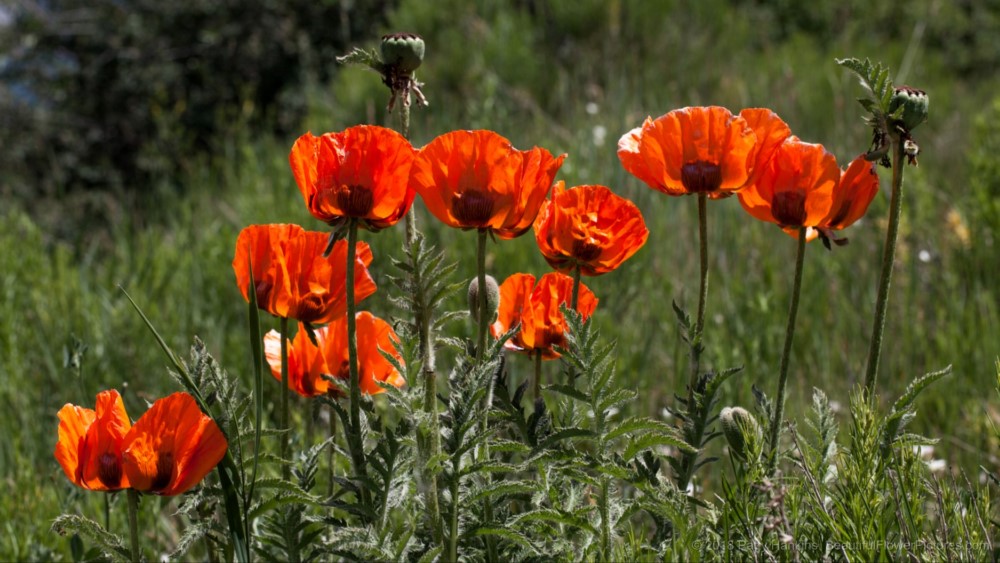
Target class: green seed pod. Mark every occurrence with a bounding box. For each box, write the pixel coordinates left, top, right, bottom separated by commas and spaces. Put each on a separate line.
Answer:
720, 407, 762, 463
468, 275, 500, 325
380, 32, 425, 73
888, 86, 929, 132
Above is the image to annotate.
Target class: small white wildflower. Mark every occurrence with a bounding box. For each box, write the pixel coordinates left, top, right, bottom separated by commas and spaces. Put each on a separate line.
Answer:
918, 249, 931, 262
926, 459, 947, 473
586, 102, 599, 115
914, 445, 935, 459
828, 400, 842, 414
592, 125, 607, 146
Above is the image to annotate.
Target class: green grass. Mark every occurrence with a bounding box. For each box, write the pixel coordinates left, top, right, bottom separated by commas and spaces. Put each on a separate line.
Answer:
3, 0, 1000, 558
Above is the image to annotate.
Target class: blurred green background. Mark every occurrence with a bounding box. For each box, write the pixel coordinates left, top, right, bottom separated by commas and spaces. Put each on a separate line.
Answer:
2, 0, 999, 558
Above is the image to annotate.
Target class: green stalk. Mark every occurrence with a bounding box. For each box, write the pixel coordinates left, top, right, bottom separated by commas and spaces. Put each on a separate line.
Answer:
126, 489, 140, 563
400, 93, 417, 248
328, 405, 336, 497
533, 349, 543, 401
692, 193, 709, 389
863, 138, 907, 398
570, 265, 581, 311
344, 219, 370, 508
475, 229, 489, 363
767, 228, 808, 471
473, 228, 498, 560
447, 450, 461, 563
676, 193, 710, 491
280, 315, 290, 481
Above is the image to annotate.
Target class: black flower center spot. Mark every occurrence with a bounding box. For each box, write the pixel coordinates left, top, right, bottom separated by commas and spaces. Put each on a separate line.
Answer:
97, 452, 123, 489
152, 452, 174, 492
451, 190, 495, 225
680, 161, 723, 193
336, 184, 374, 217
772, 191, 808, 227
572, 240, 602, 262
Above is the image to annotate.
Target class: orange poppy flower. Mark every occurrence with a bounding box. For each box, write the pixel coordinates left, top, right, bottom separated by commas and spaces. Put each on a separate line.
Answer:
121, 392, 228, 496
739, 139, 879, 240
533, 182, 649, 276
820, 154, 880, 232
618, 106, 757, 199
490, 272, 598, 359
290, 126, 416, 231
409, 130, 566, 239
263, 313, 405, 398
739, 108, 793, 188
55, 389, 132, 491
232, 224, 377, 324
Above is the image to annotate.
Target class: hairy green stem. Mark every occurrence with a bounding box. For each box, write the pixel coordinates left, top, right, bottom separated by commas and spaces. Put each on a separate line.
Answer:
570, 265, 581, 311
599, 477, 612, 560
676, 193, 710, 491
345, 220, 370, 508
280, 315, 290, 481
473, 228, 498, 561
328, 405, 336, 497
864, 137, 907, 398
419, 253, 444, 543
126, 489, 140, 563
767, 228, 808, 471
448, 450, 461, 563
534, 349, 543, 401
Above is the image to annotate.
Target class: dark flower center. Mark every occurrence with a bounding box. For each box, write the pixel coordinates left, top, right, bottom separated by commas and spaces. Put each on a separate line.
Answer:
152, 452, 174, 492
680, 161, 723, 193
451, 190, 495, 225
825, 201, 852, 228
336, 184, 375, 217
97, 452, 123, 489
297, 292, 327, 322
772, 191, 807, 227
254, 280, 272, 307
572, 240, 603, 263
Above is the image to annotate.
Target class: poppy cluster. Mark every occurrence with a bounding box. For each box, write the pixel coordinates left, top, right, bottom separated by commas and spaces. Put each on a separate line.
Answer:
264, 314, 405, 398
617, 105, 878, 240
55, 390, 227, 496
232, 223, 377, 324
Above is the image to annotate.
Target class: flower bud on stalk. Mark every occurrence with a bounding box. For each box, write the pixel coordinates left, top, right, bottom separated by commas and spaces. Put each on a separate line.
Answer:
380, 33, 425, 74
468, 275, 500, 325
888, 86, 929, 133
721, 406, 763, 463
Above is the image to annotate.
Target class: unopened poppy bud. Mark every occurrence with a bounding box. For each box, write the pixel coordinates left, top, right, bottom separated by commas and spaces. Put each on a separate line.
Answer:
888, 86, 928, 132
381, 33, 424, 74
468, 274, 500, 324
720, 406, 762, 463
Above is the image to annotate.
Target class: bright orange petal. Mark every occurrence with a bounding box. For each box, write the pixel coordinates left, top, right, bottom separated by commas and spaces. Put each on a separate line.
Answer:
355, 312, 406, 395
739, 108, 792, 188
122, 392, 227, 496
822, 154, 880, 231
55, 404, 96, 489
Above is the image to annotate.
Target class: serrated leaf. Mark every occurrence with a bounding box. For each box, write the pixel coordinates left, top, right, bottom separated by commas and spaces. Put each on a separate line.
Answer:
892, 365, 951, 413
51, 515, 130, 563
624, 433, 696, 460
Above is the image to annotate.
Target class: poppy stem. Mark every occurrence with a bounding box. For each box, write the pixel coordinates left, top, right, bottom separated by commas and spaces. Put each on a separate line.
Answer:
692, 192, 709, 388
126, 489, 141, 563
475, 229, 489, 363
570, 265, 581, 311
328, 402, 337, 498
863, 136, 906, 399
767, 227, 807, 472
345, 219, 371, 509
280, 315, 290, 482
534, 348, 543, 401
474, 228, 499, 560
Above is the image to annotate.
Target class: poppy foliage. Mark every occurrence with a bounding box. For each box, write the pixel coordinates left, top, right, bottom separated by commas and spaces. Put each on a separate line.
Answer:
533, 182, 648, 276
491, 272, 598, 359
56, 391, 227, 496
618, 106, 757, 199
264, 314, 405, 398
290, 126, 417, 231
232, 224, 377, 324
409, 130, 566, 239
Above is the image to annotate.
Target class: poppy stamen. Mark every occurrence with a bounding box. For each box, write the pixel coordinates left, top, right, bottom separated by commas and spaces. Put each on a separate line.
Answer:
335, 184, 375, 217
572, 239, 603, 263
97, 452, 123, 489
452, 190, 496, 225
680, 161, 723, 193
152, 452, 175, 492
772, 191, 808, 227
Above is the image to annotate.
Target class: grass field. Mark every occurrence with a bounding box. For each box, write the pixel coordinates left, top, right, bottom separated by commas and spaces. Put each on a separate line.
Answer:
3, 1, 999, 559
